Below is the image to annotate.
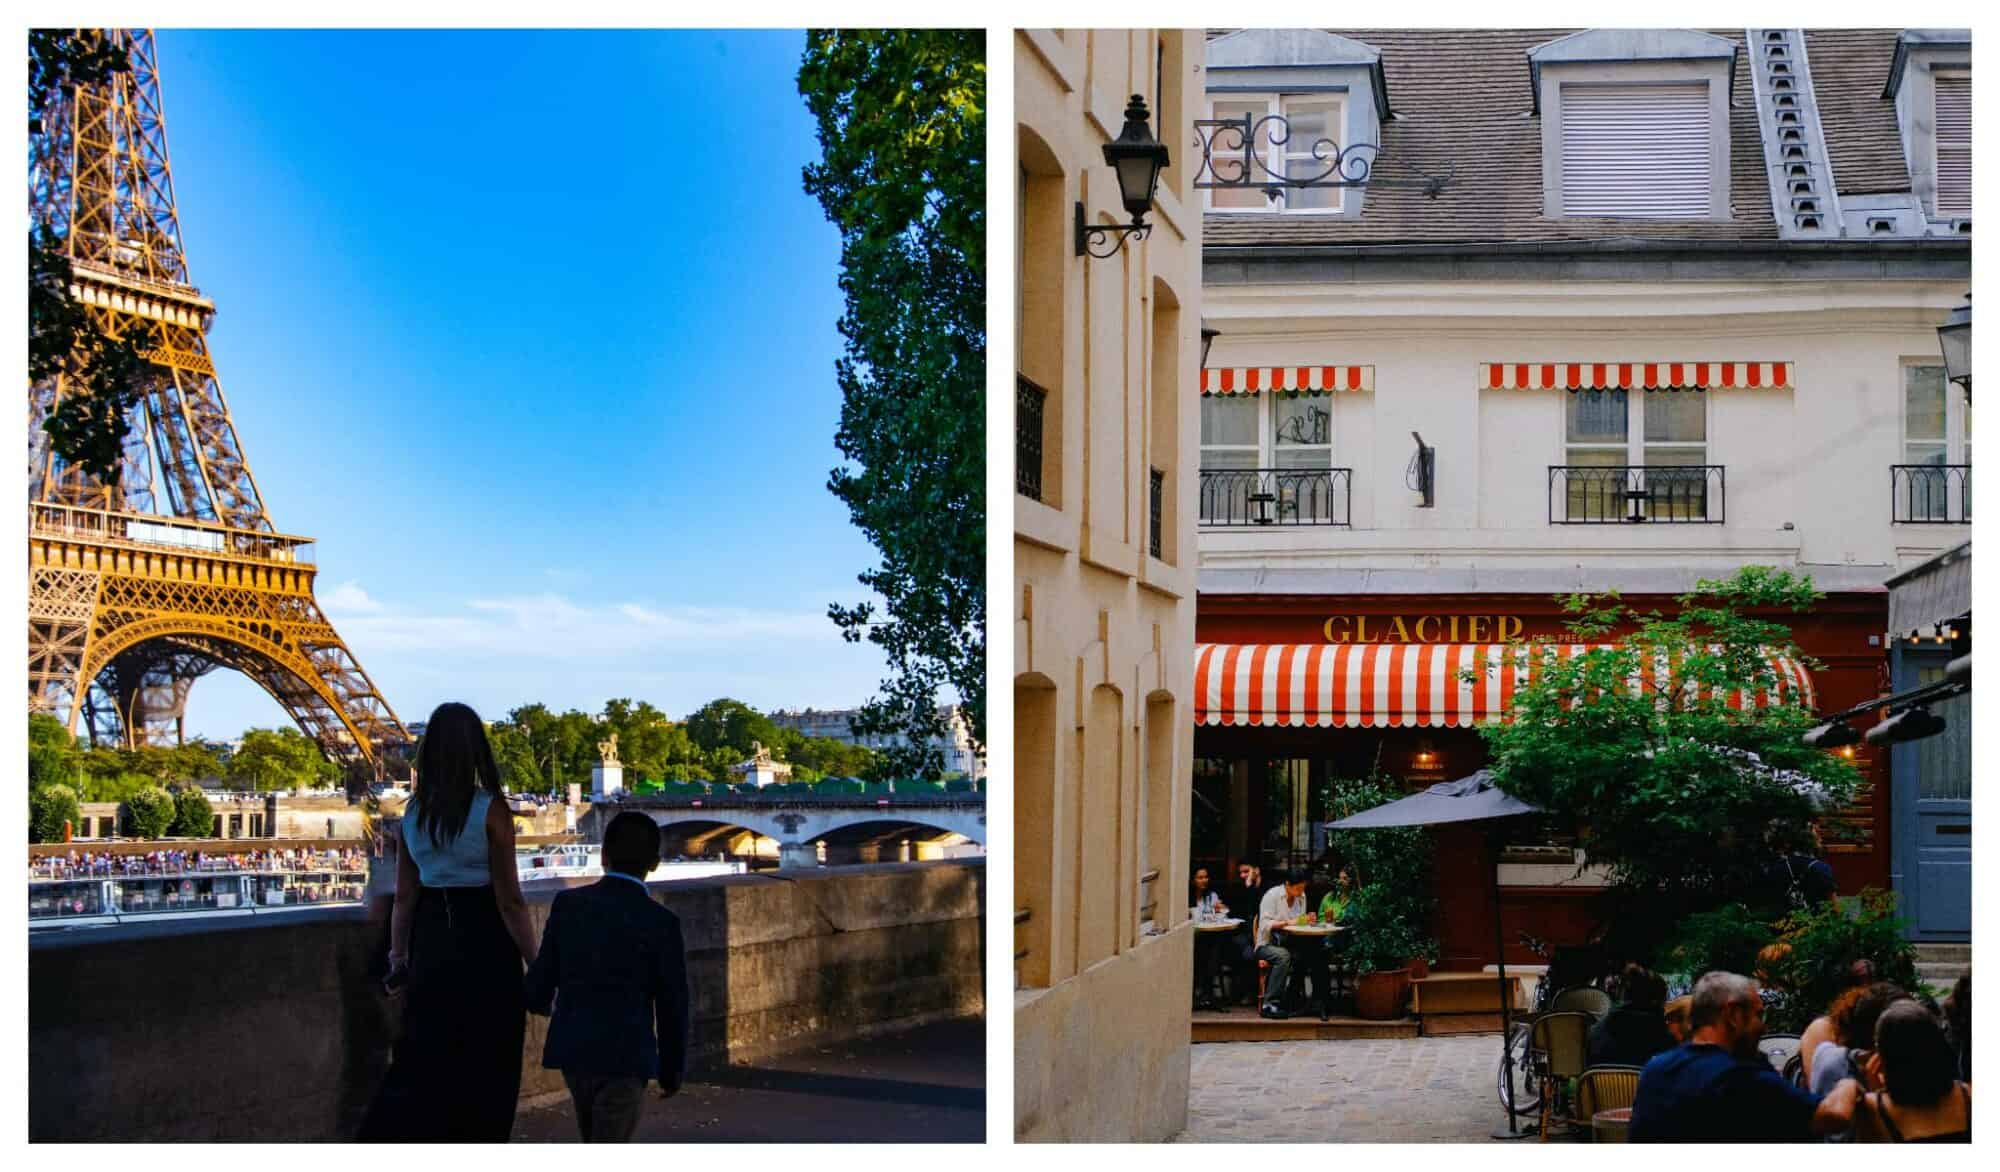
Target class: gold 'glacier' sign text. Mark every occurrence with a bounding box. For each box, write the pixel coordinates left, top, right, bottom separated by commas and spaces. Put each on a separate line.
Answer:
1323, 615, 1528, 644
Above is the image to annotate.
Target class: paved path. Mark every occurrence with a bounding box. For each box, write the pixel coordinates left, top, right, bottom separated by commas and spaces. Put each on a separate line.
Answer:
1178, 1035, 1529, 1143
512, 1016, 984, 1143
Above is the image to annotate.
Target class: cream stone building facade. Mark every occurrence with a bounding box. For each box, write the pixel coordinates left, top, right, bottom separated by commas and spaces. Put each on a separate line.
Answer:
1013, 28, 1204, 1143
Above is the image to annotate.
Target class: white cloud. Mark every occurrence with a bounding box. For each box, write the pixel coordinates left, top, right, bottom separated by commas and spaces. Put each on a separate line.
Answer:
321, 580, 384, 614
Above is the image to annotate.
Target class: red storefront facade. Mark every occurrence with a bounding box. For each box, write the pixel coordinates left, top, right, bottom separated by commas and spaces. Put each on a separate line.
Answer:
1191, 590, 1890, 970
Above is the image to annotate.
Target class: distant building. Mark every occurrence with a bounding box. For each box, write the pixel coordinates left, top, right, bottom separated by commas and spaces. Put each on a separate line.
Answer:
769, 704, 985, 779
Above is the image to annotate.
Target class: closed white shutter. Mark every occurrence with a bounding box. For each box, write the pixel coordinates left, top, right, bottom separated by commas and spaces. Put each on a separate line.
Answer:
1935, 73, 1971, 218
1560, 82, 1712, 218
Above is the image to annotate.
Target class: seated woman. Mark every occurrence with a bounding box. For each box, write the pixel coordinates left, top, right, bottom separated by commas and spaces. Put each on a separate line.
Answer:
1852, 1001, 1971, 1142
1316, 868, 1353, 925
1801, 958, 1880, 1083
1189, 867, 1227, 1011
1587, 963, 1676, 1068
1809, 982, 1909, 1097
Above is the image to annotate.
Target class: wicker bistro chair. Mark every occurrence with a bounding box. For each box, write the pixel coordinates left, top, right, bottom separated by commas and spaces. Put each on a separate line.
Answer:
1576, 1066, 1644, 1143
1530, 1011, 1596, 1141
1757, 1033, 1803, 1075
1551, 986, 1615, 1021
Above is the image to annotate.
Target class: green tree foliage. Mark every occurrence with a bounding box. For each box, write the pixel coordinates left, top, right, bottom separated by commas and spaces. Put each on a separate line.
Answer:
29, 783, 82, 844
684, 698, 782, 758
798, 30, 986, 778
29, 30, 151, 483
598, 698, 686, 782
1323, 773, 1438, 972
1482, 567, 1863, 955
168, 783, 215, 838
124, 784, 176, 839
226, 727, 339, 792
28, 713, 79, 791
488, 720, 546, 794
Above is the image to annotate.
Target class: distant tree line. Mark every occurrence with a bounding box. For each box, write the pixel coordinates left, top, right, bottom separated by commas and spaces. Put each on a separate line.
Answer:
487, 697, 890, 796
25, 695, 919, 843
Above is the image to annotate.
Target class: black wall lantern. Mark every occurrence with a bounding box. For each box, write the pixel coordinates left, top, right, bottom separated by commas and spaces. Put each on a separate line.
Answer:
1076, 94, 1171, 258
1938, 293, 1971, 395
1200, 322, 1220, 369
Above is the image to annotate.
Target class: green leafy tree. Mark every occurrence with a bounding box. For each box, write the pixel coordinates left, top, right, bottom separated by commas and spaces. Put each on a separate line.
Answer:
29, 30, 151, 483
226, 727, 337, 792
167, 783, 215, 838
1482, 567, 1863, 957
124, 784, 176, 839
488, 721, 547, 795
599, 698, 684, 782
28, 713, 79, 791
684, 698, 782, 759
30, 783, 82, 844
799, 30, 986, 778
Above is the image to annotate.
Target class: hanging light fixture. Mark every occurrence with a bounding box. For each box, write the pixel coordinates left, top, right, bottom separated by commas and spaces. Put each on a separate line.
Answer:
1937, 293, 1971, 394
1075, 94, 1171, 258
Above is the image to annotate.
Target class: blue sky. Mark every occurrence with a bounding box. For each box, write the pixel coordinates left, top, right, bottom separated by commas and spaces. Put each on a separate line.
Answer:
152, 29, 893, 737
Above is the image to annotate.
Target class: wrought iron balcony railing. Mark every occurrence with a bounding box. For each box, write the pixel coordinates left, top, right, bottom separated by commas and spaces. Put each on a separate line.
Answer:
1891, 464, 1972, 524
1199, 467, 1352, 527
1548, 464, 1725, 524
1016, 375, 1046, 502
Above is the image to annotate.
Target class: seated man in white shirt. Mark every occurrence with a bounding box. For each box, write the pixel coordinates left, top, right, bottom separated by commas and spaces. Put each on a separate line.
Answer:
1255, 868, 1329, 1021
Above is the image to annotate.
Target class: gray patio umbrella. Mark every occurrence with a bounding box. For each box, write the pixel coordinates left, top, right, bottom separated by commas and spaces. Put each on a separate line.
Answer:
1329, 769, 1545, 1138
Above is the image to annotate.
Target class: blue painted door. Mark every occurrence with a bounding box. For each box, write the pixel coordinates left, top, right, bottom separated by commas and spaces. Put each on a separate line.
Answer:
1890, 647, 1971, 940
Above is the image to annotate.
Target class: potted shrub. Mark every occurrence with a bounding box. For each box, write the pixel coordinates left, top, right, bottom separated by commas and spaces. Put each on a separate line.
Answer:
1340, 883, 1432, 1019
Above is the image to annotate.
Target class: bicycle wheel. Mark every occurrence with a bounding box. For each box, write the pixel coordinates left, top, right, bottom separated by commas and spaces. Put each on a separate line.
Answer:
1496, 1021, 1542, 1119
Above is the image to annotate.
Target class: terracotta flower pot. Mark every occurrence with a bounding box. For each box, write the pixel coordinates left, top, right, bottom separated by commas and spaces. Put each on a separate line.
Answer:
1355, 967, 1411, 1020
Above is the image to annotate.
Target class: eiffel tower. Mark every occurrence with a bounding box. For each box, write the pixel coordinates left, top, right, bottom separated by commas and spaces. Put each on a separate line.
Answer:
28, 29, 409, 780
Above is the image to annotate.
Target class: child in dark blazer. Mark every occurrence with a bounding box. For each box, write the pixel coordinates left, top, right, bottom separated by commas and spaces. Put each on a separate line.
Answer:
525, 811, 690, 1142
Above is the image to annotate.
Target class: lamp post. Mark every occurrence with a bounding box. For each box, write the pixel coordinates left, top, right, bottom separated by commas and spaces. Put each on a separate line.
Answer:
1075, 95, 1171, 258
1938, 294, 1970, 395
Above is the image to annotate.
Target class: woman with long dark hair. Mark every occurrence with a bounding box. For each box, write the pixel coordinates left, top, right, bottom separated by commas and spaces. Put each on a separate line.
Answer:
359, 702, 538, 1141
1853, 1000, 1972, 1142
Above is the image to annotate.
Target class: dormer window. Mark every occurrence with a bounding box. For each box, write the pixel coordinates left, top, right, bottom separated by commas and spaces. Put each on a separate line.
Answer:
1934, 70, 1970, 218
1531, 29, 1737, 222
1204, 93, 1345, 213
1558, 82, 1713, 218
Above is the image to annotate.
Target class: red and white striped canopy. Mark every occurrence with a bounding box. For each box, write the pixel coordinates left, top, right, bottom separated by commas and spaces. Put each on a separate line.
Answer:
1194, 642, 1815, 729
1202, 365, 1373, 396
1481, 362, 1793, 391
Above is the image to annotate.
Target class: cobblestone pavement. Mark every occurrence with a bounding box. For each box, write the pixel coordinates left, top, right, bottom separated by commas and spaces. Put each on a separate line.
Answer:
1178, 1035, 1525, 1143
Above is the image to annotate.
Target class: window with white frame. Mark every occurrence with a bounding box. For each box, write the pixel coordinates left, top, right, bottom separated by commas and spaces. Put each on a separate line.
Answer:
1199, 393, 1341, 523
1558, 81, 1713, 218
1204, 93, 1345, 213
1559, 388, 1711, 521
1900, 364, 1971, 522
1934, 70, 1970, 218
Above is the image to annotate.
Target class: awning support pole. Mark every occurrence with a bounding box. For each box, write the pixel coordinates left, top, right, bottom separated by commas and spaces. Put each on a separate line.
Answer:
1490, 827, 1533, 1140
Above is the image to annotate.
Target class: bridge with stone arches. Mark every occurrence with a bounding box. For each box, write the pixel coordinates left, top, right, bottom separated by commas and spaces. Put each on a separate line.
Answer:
579, 793, 986, 868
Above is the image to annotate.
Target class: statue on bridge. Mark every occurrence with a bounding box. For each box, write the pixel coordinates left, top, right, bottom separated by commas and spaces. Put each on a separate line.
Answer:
597, 733, 620, 767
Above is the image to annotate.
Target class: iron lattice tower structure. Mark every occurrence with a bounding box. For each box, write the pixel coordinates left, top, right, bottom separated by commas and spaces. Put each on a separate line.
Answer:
28, 29, 409, 778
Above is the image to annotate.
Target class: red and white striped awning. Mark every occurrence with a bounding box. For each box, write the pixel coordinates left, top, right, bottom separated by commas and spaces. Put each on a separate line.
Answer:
1194, 642, 1815, 729
1202, 365, 1373, 396
1480, 362, 1793, 391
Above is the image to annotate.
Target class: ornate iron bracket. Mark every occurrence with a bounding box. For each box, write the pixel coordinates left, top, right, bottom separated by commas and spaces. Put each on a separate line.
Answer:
1193, 113, 1456, 202
1074, 200, 1151, 258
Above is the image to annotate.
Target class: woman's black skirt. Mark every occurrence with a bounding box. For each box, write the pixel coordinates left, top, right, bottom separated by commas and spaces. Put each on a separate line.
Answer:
358, 884, 526, 1142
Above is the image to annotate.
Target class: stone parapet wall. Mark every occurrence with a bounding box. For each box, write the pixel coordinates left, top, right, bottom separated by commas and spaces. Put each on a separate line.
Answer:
29, 860, 984, 1141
